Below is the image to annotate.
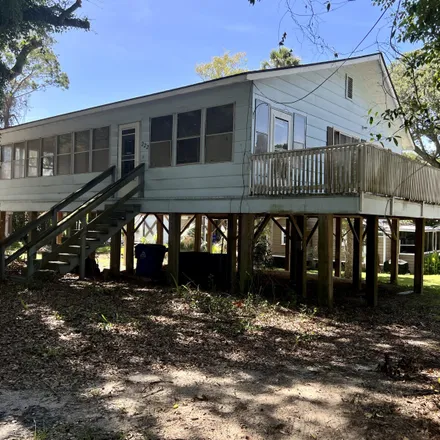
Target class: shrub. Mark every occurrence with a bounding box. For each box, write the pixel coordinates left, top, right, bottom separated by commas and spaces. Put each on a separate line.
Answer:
424, 252, 440, 275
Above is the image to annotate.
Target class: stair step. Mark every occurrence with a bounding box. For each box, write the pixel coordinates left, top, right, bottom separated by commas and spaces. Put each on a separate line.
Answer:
73, 229, 109, 236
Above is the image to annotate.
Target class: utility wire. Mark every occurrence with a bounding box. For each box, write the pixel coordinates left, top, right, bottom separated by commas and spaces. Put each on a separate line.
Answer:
254, 4, 391, 106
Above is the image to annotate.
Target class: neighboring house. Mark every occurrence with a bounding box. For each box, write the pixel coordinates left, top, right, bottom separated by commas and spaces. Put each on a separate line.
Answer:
270, 218, 440, 274
378, 221, 440, 273
0, 52, 439, 302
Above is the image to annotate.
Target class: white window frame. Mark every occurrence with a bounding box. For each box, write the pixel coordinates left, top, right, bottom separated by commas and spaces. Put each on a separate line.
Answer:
293, 112, 307, 150
26, 139, 41, 178
253, 98, 271, 154
175, 109, 203, 167
118, 122, 140, 178
270, 109, 293, 152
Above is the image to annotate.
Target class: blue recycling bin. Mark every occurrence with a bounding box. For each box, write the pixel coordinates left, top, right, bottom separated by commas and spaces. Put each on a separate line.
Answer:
135, 244, 167, 278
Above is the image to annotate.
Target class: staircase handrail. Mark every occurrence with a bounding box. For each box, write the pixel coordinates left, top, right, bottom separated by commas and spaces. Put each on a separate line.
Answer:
1, 164, 145, 277
0, 165, 116, 249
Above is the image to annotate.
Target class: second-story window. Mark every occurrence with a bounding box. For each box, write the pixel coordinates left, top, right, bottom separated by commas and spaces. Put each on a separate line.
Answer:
177, 110, 201, 165
74, 130, 90, 174
92, 127, 110, 172
27, 139, 40, 177
13, 143, 26, 178
255, 100, 269, 154
57, 133, 72, 175
1, 146, 12, 179
293, 114, 307, 149
42, 137, 56, 176
205, 104, 234, 163
150, 115, 172, 168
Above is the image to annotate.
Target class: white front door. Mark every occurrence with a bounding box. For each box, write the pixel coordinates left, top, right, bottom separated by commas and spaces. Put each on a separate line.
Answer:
118, 122, 140, 178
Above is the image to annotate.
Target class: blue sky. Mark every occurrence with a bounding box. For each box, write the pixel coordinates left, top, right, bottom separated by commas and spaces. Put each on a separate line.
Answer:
26, 0, 398, 122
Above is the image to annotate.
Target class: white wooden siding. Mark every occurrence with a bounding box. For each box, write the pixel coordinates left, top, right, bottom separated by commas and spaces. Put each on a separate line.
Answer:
253, 61, 407, 152
0, 82, 252, 211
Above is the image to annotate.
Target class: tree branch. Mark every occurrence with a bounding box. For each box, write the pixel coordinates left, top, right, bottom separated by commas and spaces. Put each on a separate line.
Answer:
6, 39, 43, 81
59, 0, 82, 22
23, 1, 90, 30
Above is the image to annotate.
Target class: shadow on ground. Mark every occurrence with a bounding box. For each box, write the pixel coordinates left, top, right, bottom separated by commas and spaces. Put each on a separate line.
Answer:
0, 273, 439, 439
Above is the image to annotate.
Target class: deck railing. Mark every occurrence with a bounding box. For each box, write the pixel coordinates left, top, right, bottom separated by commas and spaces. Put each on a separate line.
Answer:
250, 143, 440, 205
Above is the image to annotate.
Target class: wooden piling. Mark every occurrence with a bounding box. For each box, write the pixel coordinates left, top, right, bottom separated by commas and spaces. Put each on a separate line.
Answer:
318, 214, 334, 308
390, 218, 400, 284
366, 215, 379, 307
414, 218, 425, 294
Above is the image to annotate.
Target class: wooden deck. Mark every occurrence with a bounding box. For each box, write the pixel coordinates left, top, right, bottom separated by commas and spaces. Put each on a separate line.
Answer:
250, 143, 440, 205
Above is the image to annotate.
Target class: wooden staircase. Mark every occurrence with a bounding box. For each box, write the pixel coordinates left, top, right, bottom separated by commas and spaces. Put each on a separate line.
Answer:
0, 164, 145, 281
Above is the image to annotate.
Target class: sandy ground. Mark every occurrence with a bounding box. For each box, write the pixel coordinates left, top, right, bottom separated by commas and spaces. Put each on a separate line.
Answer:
0, 274, 439, 440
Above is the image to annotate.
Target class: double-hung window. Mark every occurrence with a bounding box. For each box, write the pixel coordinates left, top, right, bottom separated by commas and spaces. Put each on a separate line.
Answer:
176, 110, 201, 165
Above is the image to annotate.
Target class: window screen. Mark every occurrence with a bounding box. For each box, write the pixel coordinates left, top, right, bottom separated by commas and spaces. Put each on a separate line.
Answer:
255, 100, 269, 154
293, 114, 306, 149
150, 115, 172, 168
1, 145, 12, 179
27, 139, 40, 177
74, 130, 90, 173
177, 110, 201, 165
13, 142, 26, 178
205, 104, 233, 163
92, 127, 109, 172
42, 137, 55, 176
57, 133, 72, 175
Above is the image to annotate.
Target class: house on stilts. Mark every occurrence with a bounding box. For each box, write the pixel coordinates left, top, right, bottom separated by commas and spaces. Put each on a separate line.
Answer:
1, 52, 439, 307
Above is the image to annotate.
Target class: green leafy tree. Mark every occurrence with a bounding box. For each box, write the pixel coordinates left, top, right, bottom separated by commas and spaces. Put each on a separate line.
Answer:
261, 47, 301, 69
390, 53, 440, 168
195, 51, 248, 81
1, 38, 69, 128
0, 0, 89, 108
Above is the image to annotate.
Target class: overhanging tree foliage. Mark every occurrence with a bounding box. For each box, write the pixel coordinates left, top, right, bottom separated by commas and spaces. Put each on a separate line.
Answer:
0, 0, 89, 109
1, 38, 69, 128
390, 54, 440, 167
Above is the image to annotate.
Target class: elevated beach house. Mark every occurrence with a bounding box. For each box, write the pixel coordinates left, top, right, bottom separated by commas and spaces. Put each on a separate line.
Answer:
1, 53, 438, 306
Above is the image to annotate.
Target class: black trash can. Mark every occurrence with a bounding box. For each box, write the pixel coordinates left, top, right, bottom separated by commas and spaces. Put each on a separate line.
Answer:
135, 244, 167, 278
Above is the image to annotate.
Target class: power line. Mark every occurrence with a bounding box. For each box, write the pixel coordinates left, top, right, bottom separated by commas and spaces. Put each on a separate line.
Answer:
254, 5, 391, 107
